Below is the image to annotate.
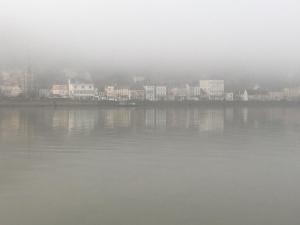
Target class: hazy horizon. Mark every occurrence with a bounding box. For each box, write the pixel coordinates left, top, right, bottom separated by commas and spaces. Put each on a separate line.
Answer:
1, 0, 300, 79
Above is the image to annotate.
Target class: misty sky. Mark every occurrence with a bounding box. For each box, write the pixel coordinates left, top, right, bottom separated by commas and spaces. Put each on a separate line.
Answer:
1, 0, 300, 77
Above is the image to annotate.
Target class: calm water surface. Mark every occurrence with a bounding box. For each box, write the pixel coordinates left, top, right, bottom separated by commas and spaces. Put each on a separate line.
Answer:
0, 106, 300, 225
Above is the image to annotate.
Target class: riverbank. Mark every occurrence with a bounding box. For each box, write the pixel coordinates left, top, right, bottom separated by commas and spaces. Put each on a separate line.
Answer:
1, 99, 300, 107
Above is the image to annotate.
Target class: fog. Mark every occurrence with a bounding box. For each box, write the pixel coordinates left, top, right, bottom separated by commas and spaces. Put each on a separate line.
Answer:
1, 0, 300, 79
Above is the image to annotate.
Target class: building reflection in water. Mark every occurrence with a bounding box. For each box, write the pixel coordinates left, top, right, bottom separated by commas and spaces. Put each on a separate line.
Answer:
1, 107, 300, 153
197, 110, 224, 133
104, 109, 132, 128
0, 109, 40, 148
0, 110, 22, 138
145, 109, 167, 129
225, 108, 234, 123
101, 108, 224, 132
0, 108, 227, 137
145, 108, 223, 132
52, 109, 99, 133
242, 107, 248, 124
145, 109, 155, 128
3, 107, 299, 139
52, 110, 69, 129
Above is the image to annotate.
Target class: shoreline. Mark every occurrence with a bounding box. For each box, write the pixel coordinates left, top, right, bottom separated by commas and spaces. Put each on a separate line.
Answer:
1, 99, 300, 108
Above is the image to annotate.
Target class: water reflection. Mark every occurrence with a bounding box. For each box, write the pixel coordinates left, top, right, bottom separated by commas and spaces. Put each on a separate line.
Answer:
145, 109, 167, 129
198, 110, 224, 132
0, 110, 22, 136
104, 109, 132, 128
1, 107, 300, 139
52, 110, 99, 132
1, 106, 300, 225
242, 107, 248, 124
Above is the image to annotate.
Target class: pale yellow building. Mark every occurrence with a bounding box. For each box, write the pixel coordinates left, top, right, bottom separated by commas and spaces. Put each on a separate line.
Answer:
199, 80, 224, 100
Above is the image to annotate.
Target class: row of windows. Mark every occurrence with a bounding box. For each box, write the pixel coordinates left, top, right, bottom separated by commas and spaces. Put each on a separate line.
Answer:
72, 90, 95, 94
73, 85, 93, 89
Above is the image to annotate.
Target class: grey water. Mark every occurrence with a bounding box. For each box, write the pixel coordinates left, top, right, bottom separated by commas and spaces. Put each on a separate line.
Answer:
0, 106, 300, 225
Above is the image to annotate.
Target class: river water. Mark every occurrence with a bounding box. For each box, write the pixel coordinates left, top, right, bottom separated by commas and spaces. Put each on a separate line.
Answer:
0, 106, 300, 225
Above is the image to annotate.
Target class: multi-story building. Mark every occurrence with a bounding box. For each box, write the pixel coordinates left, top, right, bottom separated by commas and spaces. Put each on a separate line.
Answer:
283, 87, 300, 100
104, 86, 116, 100
188, 84, 202, 100
51, 84, 68, 97
115, 88, 131, 101
103, 86, 131, 101
38, 89, 51, 98
144, 86, 156, 101
130, 89, 145, 101
68, 79, 96, 99
144, 85, 167, 101
192, 86, 201, 98
156, 86, 167, 100
199, 80, 224, 100
167, 87, 177, 101
168, 86, 188, 101
0, 70, 26, 97
246, 89, 269, 101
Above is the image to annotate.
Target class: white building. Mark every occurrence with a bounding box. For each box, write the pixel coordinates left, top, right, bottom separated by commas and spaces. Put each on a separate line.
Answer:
192, 86, 201, 98
225, 92, 234, 101
199, 80, 224, 100
156, 86, 167, 100
68, 79, 96, 99
144, 85, 167, 101
144, 86, 156, 101
241, 90, 248, 101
